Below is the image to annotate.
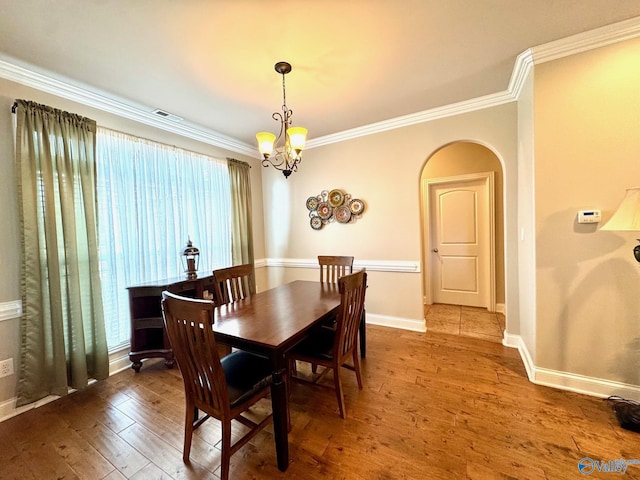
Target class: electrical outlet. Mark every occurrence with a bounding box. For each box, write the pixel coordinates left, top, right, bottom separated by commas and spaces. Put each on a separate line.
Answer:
0, 358, 14, 378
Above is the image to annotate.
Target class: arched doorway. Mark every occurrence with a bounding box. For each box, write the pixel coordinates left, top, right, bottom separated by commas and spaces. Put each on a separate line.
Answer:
420, 141, 506, 342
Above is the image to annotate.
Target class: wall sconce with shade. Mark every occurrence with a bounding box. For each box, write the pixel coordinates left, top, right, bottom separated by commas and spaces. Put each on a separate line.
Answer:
256, 61, 308, 178
601, 187, 640, 263
181, 239, 200, 279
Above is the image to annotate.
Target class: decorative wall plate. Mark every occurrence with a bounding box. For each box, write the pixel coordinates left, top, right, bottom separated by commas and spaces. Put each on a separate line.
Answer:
306, 196, 319, 211
317, 202, 333, 220
310, 216, 323, 230
335, 205, 351, 223
328, 189, 344, 207
349, 198, 365, 215
306, 188, 365, 230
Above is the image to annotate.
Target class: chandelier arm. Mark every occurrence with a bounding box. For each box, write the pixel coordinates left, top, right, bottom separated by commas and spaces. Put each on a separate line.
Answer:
262, 150, 301, 173
264, 151, 287, 169
272, 111, 287, 143
262, 156, 288, 170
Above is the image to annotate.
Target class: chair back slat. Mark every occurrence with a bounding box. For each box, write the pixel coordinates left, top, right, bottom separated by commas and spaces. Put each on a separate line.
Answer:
161, 292, 229, 416
212, 263, 255, 305
335, 270, 367, 358
318, 256, 354, 284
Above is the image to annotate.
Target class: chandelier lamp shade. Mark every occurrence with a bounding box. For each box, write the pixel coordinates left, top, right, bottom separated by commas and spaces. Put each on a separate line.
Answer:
256, 61, 308, 178
601, 186, 640, 263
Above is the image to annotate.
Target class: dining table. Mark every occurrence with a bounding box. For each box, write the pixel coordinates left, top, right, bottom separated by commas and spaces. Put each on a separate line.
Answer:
212, 280, 342, 472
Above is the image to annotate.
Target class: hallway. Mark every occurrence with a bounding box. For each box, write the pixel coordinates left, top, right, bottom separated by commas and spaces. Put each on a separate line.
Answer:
425, 303, 505, 343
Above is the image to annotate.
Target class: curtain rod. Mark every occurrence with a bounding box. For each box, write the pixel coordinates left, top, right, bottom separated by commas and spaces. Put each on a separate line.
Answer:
227, 157, 252, 168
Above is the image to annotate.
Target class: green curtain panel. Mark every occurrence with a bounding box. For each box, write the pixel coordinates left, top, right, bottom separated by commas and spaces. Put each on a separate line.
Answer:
227, 159, 255, 292
14, 100, 109, 407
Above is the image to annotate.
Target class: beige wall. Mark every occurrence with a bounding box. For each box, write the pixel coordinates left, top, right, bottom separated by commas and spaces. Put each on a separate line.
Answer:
534, 37, 640, 386
517, 68, 536, 362
421, 141, 505, 305
260, 104, 519, 330
0, 78, 266, 405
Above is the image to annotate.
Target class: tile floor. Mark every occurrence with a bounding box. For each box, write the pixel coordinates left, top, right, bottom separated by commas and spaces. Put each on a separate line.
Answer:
424, 303, 505, 343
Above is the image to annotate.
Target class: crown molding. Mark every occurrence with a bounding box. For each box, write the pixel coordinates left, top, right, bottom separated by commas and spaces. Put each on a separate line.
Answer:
507, 49, 534, 100
306, 90, 515, 149
530, 16, 640, 65
0, 54, 256, 157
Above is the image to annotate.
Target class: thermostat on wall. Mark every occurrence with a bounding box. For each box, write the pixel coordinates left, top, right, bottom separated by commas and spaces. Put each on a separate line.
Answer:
578, 209, 601, 224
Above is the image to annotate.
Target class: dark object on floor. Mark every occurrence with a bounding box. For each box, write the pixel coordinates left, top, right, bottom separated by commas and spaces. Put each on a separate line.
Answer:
607, 396, 640, 433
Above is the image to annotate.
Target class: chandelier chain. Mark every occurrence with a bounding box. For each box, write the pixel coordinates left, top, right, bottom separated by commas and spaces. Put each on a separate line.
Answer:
282, 72, 287, 112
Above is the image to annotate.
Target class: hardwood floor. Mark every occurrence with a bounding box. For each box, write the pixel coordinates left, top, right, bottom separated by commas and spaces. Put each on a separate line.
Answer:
1, 326, 638, 479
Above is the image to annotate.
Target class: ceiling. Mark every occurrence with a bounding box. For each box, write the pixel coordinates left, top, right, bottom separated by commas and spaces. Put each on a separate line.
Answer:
1, 1, 640, 153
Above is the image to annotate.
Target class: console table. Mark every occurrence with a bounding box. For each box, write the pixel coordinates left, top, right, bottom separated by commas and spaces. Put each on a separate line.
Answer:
126, 273, 216, 372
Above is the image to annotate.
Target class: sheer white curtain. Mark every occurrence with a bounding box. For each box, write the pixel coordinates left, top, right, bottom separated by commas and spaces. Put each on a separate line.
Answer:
96, 128, 232, 348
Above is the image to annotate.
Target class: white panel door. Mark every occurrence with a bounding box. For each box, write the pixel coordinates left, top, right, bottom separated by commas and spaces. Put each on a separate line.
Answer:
429, 175, 492, 308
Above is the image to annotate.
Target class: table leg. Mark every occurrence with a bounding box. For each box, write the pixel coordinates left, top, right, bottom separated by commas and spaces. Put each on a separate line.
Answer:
270, 360, 289, 471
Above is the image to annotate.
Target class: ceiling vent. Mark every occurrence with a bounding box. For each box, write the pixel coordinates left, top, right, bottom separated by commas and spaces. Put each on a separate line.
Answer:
152, 109, 183, 122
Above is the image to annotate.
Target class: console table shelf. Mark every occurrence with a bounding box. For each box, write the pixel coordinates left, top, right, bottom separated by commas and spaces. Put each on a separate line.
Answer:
127, 273, 216, 372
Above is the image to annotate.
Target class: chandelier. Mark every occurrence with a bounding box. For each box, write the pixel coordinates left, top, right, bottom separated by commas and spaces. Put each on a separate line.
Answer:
256, 61, 308, 178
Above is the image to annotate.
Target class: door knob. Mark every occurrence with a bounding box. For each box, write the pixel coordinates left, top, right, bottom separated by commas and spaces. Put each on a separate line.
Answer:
432, 248, 439, 253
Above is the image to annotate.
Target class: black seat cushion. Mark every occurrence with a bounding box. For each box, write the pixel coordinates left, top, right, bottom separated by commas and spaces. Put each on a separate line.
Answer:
291, 326, 335, 360
221, 351, 273, 408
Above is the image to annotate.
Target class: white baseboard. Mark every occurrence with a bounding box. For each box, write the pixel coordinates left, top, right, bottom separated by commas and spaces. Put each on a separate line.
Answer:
109, 350, 132, 376
533, 368, 640, 401
0, 397, 16, 421
0, 394, 60, 423
503, 332, 535, 381
366, 313, 426, 332
0, 348, 132, 422
504, 333, 640, 401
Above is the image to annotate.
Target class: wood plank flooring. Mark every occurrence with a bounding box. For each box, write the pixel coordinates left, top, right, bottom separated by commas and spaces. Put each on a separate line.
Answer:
1, 325, 639, 479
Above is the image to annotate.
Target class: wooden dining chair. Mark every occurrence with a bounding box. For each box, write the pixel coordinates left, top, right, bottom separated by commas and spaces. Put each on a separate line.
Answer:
212, 263, 255, 305
161, 291, 273, 480
288, 270, 367, 418
318, 255, 354, 284
316, 255, 366, 360
308, 256, 354, 373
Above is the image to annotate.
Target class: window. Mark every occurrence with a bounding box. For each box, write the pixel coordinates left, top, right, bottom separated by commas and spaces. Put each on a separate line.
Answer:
96, 128, 232, 348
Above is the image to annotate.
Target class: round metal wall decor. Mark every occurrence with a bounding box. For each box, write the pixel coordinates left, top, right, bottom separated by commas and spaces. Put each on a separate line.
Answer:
317, 202, 333, 220
335, 205, 351, 223
349, 198, 365, 215
305, 189, 366, 229
306, 196, 319, 211
328, 189, 344, 207
310, 216, 323, 230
